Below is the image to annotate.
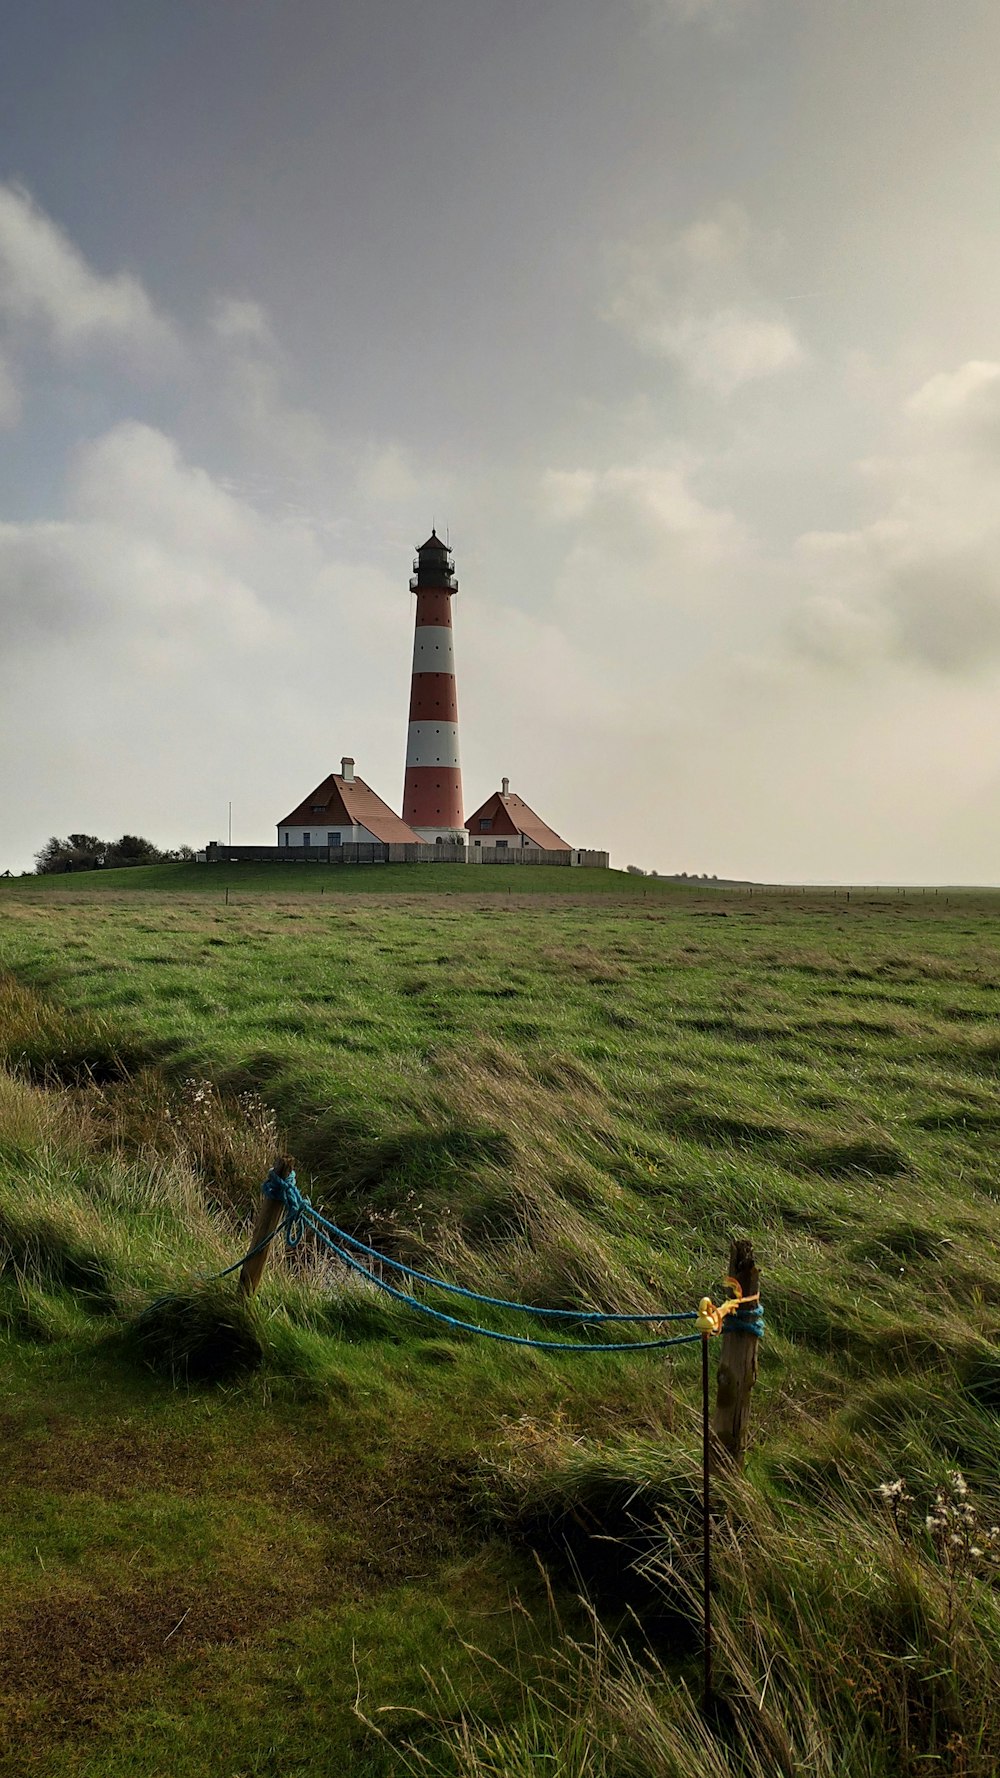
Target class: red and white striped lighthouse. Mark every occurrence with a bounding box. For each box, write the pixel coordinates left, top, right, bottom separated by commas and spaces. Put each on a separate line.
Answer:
402, 530, 465, 845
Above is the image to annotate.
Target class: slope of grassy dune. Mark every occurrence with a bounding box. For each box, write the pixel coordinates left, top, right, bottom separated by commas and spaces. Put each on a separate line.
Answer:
5, 860, 659, 896
2, 880, 1000, 1774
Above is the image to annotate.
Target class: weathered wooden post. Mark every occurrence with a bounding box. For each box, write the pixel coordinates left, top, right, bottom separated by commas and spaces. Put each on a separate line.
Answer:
712, 1237, 760, 1468
239, 1155, 293, 1298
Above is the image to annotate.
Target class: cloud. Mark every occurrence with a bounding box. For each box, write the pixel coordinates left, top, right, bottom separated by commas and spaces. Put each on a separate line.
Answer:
905, 360, 1000, 448
0, 349, 20, 427
639, 0, 749, 29
648, 307, 803, 394
541, 458, 745, 563
0, 422, 288, 660
672, 201, 752, 268
209, 290, 333, 480
210, 296, 274, 349
533, 450, 758, 754
606, 204, 803, 394
0, 416, 422, 867
356, 442, 424, 507
789, 361, 1000, 676
0, 181, 178, 364
71, 422, 265, 565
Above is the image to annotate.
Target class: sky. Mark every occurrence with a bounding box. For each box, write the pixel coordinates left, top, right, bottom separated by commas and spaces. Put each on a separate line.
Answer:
2, 0, 1000, 881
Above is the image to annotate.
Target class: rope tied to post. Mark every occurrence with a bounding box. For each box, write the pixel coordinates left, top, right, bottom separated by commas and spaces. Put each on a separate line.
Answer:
261, 1164, 306, 1247
250, 1169, 763, 1355
695, 1278, 764, 1338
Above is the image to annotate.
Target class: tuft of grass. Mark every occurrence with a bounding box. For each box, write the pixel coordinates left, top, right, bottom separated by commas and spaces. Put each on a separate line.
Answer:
129, 1285, 265, 1382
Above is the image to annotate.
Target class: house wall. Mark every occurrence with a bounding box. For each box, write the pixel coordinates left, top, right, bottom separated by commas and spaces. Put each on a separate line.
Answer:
469, 832, 539, 852
412, 826, 467, 847
277, 825, 377, 847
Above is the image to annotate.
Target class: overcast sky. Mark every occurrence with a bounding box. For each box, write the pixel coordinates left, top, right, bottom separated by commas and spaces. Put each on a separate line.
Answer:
2, 0, 1000, 880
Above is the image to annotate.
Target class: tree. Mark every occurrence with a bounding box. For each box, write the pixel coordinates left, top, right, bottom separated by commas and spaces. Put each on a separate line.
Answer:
34, 832, 167, 874
105, 834, 162, 868
35, 834, 105, 874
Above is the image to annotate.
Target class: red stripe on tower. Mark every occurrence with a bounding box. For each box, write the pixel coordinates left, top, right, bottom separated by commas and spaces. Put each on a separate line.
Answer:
402, 531, 465, 844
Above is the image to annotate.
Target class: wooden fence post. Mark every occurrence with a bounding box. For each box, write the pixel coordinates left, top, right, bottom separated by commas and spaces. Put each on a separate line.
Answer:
239, 1155, 293, 1298
712, 1237, 760, 1468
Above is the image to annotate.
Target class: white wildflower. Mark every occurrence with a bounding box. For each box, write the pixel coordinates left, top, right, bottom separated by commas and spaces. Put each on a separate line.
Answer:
879, 1479, 908, 1501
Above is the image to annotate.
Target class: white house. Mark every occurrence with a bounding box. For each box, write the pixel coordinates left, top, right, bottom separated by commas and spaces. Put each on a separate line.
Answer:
465, 779, 572, 854
277, 758, 421, 848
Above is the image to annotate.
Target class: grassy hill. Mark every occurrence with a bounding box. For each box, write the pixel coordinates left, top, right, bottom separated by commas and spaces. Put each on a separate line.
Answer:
2, 880, 1000, 1774
4, 860, 666, 896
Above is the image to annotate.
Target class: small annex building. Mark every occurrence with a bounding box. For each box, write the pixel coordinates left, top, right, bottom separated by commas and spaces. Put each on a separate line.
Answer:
465, 779, 571, 854
277, 758, 421, 849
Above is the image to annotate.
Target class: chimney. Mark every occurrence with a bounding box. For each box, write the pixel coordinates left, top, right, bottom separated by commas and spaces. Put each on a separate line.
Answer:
501, 777, 509, 796
341, 757, 355, 784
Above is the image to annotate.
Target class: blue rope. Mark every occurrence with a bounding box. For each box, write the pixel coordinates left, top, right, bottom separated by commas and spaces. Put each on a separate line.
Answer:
308, 1205, 696, 1323
302, 1210, 702, 1353
257, 1169, 762, 1356
266, 1171, 696, 1324
731, 1299, 765, 1339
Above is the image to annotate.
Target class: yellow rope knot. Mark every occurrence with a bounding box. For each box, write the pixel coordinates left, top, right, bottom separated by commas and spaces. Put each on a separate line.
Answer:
696, 1278, 760, 1337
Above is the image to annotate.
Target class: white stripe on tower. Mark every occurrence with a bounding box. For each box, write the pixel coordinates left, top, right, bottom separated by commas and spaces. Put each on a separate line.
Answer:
405, 723, 461, 768
403, 531, 464, 844
412, 628, 455, 671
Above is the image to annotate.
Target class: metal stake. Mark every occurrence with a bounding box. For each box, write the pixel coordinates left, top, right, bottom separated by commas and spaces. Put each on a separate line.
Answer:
702, 1330, 713, 1711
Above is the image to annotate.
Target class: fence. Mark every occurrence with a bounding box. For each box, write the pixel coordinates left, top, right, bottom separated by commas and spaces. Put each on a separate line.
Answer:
235, 1166, 761, 1713
203, 842, 468, 866
201, 843, 609, 869
468, 847, 609, 868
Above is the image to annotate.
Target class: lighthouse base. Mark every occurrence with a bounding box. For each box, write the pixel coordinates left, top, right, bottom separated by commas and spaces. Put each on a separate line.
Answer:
412, 827, 467, 849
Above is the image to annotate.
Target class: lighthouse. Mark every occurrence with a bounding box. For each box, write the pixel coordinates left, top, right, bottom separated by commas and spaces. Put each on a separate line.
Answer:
402, 530, 465, 845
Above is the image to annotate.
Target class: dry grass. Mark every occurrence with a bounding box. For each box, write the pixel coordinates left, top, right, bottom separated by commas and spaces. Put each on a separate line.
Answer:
393, 1473, 1000, 1778
4, 888, 1000, 1774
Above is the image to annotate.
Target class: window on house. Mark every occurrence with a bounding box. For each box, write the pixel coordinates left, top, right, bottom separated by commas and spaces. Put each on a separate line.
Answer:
282, 833, 289, 847
479, 817, 492, 831
327, 832, 341, 846
311, 805, 325, 814
303, 832, 311, 847
474, 839, 481, 847
496, 839, 508, 850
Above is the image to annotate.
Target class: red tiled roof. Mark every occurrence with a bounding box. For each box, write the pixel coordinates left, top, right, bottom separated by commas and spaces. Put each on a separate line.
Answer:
279, 775, 421, 844
465, 789, 570, 851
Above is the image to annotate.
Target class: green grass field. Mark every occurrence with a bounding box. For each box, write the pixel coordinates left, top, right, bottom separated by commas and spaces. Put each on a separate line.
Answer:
6, 860, 657, 896
2, 867, 999, 1775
